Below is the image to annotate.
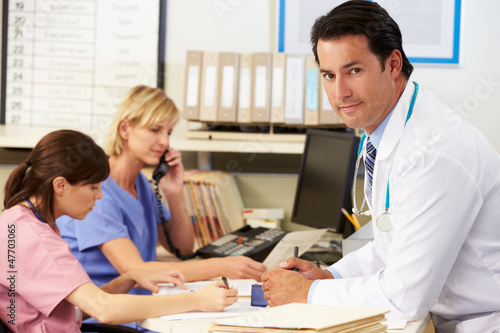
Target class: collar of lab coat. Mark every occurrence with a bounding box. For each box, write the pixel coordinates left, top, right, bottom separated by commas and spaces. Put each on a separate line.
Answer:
366, 80, 419, 221
376, 81, 419, 162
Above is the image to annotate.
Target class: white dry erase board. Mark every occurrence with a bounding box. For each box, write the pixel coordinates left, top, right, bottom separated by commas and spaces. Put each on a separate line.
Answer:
277, 0, 461, 65
0, 0, 166, 129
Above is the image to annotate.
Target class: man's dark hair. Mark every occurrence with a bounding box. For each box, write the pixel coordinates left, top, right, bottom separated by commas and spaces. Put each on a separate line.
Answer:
310, 0, 413, 79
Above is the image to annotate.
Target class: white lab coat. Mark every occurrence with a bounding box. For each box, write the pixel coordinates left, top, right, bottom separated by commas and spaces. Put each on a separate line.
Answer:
310, 82, 500, 333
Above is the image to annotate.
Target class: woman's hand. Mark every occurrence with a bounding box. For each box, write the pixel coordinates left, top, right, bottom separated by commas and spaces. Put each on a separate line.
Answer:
128, 269, 187, 293
194, 280, 238, 312
212, 256, 267, 281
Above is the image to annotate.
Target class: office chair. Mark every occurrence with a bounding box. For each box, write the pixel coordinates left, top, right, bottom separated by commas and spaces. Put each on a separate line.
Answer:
0, 320, 140, 333
81, 323, 142, 332
0, 319, 8, 333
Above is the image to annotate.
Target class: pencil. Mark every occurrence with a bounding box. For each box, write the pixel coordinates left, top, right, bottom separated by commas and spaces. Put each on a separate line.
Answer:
341, 208, 360, 230
293, 246, 299, 271
351, 213, 362, 230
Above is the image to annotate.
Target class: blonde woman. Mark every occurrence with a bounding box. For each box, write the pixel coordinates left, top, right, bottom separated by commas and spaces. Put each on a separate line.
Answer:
57, 86, 266, 331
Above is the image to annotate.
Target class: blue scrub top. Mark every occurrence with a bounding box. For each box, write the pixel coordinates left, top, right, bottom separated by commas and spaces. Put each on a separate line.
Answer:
57, 172, 171, 296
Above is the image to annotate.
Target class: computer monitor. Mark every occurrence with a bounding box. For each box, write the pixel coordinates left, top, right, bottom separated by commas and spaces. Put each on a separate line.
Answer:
291, 129, 359, 237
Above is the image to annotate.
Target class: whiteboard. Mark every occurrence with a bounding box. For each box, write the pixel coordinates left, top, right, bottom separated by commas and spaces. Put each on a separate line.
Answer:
0, 0, 166, 129
277, 0, 461, 65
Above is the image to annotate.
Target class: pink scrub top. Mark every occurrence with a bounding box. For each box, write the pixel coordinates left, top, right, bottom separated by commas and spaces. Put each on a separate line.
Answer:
0, 205, 91, 332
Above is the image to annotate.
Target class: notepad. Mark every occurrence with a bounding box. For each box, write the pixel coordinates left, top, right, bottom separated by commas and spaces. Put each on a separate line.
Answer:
210, 303, 388, 333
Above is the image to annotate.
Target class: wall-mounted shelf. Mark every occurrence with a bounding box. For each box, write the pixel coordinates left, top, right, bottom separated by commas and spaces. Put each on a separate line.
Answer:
179, 120, 349, 154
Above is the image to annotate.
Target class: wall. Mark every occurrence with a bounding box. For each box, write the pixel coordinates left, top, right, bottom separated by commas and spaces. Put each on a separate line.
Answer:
1, 0, 499, 226
161, 0, 500, 230
165, 0, 500, 152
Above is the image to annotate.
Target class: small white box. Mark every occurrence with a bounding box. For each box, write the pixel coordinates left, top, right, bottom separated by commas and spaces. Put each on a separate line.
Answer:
243, 208, 284, 229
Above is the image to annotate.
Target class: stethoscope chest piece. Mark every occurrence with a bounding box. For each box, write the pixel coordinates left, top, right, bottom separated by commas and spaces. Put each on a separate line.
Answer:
376, 212, 393, 232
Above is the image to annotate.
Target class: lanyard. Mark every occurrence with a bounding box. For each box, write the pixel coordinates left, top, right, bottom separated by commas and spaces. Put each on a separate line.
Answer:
25, 198, 46, 223
357, 81, 419, 224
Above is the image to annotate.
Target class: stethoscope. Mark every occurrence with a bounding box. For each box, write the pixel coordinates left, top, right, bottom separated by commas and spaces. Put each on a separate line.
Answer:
352, 81, 419, 232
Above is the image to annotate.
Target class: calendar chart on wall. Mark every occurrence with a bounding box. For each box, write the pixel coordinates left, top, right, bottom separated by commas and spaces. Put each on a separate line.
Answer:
1, 0, 166, 129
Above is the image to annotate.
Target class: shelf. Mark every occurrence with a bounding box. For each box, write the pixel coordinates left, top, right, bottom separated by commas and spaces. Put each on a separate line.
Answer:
174, 136, 305, 154
0, 124, 306, 155
0, 125, 107, 149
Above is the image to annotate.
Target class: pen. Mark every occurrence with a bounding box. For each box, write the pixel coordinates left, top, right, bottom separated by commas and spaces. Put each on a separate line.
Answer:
293, 246, 299, 271
222, 276, 229, 289
341, 208, 360, 230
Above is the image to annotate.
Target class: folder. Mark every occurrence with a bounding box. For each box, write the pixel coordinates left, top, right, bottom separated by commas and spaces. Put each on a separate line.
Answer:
270, 53, 286, 124
304, 55, 320, 125
183, 50, 203, 120
199, 51, 220, 122
217, 52, 239, 123
319, 83, 343, 125
210, 303, 389, 333
182, 182, 203, 249
284, 54, 305, 124
252, 52, 272, 123
237, 53, 253, 124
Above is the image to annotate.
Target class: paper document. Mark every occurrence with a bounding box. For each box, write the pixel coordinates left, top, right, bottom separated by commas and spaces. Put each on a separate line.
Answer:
386, 319, 407, 329
263, 229, 327, 270
157, 279, 257, 297
160, 298, 260, 321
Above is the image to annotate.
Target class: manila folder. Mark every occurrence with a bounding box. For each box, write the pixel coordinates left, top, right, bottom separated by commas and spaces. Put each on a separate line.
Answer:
209, 303, 388, 332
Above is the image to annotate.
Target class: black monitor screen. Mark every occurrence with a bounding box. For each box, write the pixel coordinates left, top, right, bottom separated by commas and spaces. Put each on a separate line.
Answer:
291, 129, 359, 236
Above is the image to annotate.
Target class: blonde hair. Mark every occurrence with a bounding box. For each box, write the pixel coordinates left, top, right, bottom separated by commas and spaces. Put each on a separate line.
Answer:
106, 85, 179, 156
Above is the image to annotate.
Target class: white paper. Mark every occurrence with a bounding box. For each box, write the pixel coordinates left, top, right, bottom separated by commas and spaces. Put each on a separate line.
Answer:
157, 279, 257, 297
271, 67, 284, 108
160, 298, 260, 321
321, 86, 333, 111
203, 66, 217, 107
221, 66, 235, 108
254, 66, 268, 108
263, 229, 328, 270
238, 68, 251, 109
284, 55, 305, 124
186, 65, 200, 107
386, 319, 408, 329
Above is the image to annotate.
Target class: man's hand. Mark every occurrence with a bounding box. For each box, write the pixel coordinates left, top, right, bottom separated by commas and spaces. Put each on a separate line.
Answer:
278, 257, 333, 280
261, 268, 313, 307
261, 258, 333, 307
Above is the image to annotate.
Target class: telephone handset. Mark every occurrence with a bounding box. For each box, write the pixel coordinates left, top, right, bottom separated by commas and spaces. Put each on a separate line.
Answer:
152, 149, 196, 260
152, 150, 169, 182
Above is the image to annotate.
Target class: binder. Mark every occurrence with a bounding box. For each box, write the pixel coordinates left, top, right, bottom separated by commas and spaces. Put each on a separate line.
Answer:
319, 83, 342, 125
183, 50, 203, 120
304, 55, 320, 125
199, 51, 220, 122
237, 53, 254, 124
217, 52, 239, 123
284, 54, 305, 124
270, 53, 286, 124
252, 52, 272, 123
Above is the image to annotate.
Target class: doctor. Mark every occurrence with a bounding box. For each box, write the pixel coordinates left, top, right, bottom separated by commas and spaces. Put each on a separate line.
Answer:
261, 1, 500, 332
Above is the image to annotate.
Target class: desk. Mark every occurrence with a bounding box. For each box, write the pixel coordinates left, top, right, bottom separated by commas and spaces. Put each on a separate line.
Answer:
138, 310, 432, 333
